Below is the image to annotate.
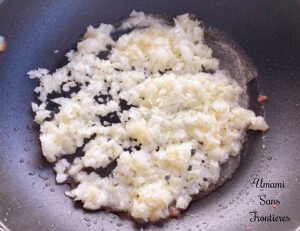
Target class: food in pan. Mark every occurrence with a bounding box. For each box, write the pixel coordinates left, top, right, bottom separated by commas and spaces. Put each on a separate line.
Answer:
29, 11, 268, 222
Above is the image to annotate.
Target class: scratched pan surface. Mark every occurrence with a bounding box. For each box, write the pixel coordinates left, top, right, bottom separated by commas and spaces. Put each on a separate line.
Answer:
0, 0, 300, 231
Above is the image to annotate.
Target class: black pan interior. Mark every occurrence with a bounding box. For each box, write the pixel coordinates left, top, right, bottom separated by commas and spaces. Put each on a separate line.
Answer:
0, 1, 300, 231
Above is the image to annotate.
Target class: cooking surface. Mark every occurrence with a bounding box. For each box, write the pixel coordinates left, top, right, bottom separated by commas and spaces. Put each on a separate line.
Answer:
0, 0, 300, 230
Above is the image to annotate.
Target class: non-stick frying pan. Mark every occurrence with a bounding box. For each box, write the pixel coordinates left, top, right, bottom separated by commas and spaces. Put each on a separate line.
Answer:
0, 0, 299, 230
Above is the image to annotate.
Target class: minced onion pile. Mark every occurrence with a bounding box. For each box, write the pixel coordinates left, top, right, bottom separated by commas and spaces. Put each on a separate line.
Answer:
29, 11, 268, 222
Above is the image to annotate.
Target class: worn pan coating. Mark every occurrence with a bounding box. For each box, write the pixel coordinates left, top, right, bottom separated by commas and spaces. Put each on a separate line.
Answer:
0, 0, 300, 230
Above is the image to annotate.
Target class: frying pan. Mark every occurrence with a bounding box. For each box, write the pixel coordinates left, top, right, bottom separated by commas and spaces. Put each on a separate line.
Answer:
0, 0, 299, 230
